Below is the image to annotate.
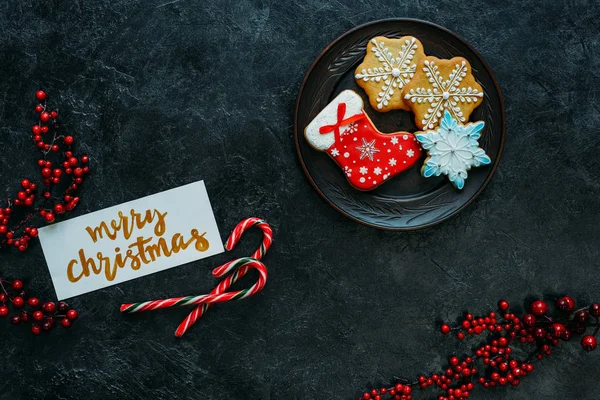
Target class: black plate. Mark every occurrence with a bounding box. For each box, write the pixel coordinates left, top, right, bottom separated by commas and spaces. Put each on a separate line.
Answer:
294, 18, 505, 230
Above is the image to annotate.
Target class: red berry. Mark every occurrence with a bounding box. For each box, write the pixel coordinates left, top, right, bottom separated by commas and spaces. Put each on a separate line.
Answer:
0, 306, 9, 317
61, 318, 72, 328
523, 314, 536, 326
551, 323, 566, 338
41, 168, 51, 178
12, 280, 23, 290
42, 302, 56, 313
40, 111, 50, 122
28, 297, 39, 307
440, 324, 451, 335
35, 90, 46, 101
582, 335, 598, 351
590, 304, 600, 317
67, 309, 78, 320
50, 111, 58, 119
45, 212, 55, 223
530, 300, 548, 316
12, 296, 24, 308
498, 300, 509, 311
35, 105, 43, 113
64, 136, 74, 145
31, 324, 41, 335
58, 301, 69, 312
11, 316, 21, 324
575, 310, 589, 322
41, 125, 49, 133
69, 157, 78, 167
53, 204, 65, 215
457, 332, 465, 340
82, 155, 89, 163
556, 296, 575, 312
32, 310, 44, 321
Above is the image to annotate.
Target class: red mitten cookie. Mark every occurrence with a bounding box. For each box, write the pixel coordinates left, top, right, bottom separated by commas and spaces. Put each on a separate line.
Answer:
304, 90, 422, 191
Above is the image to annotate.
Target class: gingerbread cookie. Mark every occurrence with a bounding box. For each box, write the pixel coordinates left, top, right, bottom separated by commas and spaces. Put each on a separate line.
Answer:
415, 109, 491, 190
354, 36, 425, 112
403, 56, 484, 130
305, 90, 422, 191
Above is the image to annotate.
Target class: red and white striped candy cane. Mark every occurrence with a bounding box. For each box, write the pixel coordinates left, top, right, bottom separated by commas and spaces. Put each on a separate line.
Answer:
120, 217, 273, 337
176, 217, 273, 337
120, 257, 267, 313
225, 217, 272, 260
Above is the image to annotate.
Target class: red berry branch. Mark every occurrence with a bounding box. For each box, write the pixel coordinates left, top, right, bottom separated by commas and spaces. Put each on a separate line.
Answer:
359, 296, 599, 400
0, 277, 78, 334
0, 90, 90, 252
0, 90, 86, 334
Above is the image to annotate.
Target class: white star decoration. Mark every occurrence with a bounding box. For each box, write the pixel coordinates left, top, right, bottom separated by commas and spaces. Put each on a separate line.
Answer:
374, 167, 382, 175
331, 148, 339, 157
359, 166, 368, 175
356, 138, 380, 161
389, 158, 397, 166
390, 137, 399, 145
355, 37, 420, 110
406, 149, 414, 158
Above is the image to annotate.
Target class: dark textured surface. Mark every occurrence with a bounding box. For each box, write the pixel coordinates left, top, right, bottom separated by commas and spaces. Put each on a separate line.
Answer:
0, 1, 599, 399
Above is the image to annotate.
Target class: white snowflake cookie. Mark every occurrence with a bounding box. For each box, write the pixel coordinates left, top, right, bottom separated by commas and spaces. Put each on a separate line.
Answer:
402, 56, 484, 130
355, 36, 425, 112
415, 109, 491, 190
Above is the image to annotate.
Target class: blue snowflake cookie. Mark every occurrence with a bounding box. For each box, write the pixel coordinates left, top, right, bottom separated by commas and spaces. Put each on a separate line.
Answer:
415, 109, 491, 190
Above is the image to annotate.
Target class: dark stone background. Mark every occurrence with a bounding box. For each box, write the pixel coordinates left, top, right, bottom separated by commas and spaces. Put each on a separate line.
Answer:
0, 1, 598, 399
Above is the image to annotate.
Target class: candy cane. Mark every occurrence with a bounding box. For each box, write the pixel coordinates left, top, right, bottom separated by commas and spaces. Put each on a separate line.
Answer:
176, 217, 273, 337
120, 257, 267, 313
120, 217, 273, 337
225, 217, 272, 260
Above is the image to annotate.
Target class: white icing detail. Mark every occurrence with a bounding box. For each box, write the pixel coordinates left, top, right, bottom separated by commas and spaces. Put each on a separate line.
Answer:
304, 90, 364, 151
353, 137, 357, 141
407, 149, 415, 158
341, 122, 358, 136
331, 148, 339, 157
403, 60, 484, 129
389, 158, 397, 166
355, 37, 420, 110
403, 134, 408, 140
359, 177, 366, 183
374, 167, 382, 175
387, 149, 391, 153
356, 138, 380, 161
343, 152, 350, 158
360, 166, 368, 175
390, 137, 399, 145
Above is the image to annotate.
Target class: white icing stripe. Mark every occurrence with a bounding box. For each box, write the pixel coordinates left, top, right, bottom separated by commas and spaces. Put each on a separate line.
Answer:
304, 90, 364, 151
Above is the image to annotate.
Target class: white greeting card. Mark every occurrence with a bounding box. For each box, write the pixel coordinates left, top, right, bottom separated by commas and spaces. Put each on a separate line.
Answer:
38, 181, 224, 300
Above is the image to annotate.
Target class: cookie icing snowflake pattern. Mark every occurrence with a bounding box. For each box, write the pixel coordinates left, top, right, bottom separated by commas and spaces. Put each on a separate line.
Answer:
403, 56, 484, 130
304, 90, 422, 191
355, 36, 425, 112
415, 109, 491, 190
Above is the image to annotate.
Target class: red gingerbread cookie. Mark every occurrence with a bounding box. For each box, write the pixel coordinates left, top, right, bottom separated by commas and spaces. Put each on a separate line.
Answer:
304, 90, 422, 191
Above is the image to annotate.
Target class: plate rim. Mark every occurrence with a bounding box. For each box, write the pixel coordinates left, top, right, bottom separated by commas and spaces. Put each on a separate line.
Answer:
294, 18, 506, 231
